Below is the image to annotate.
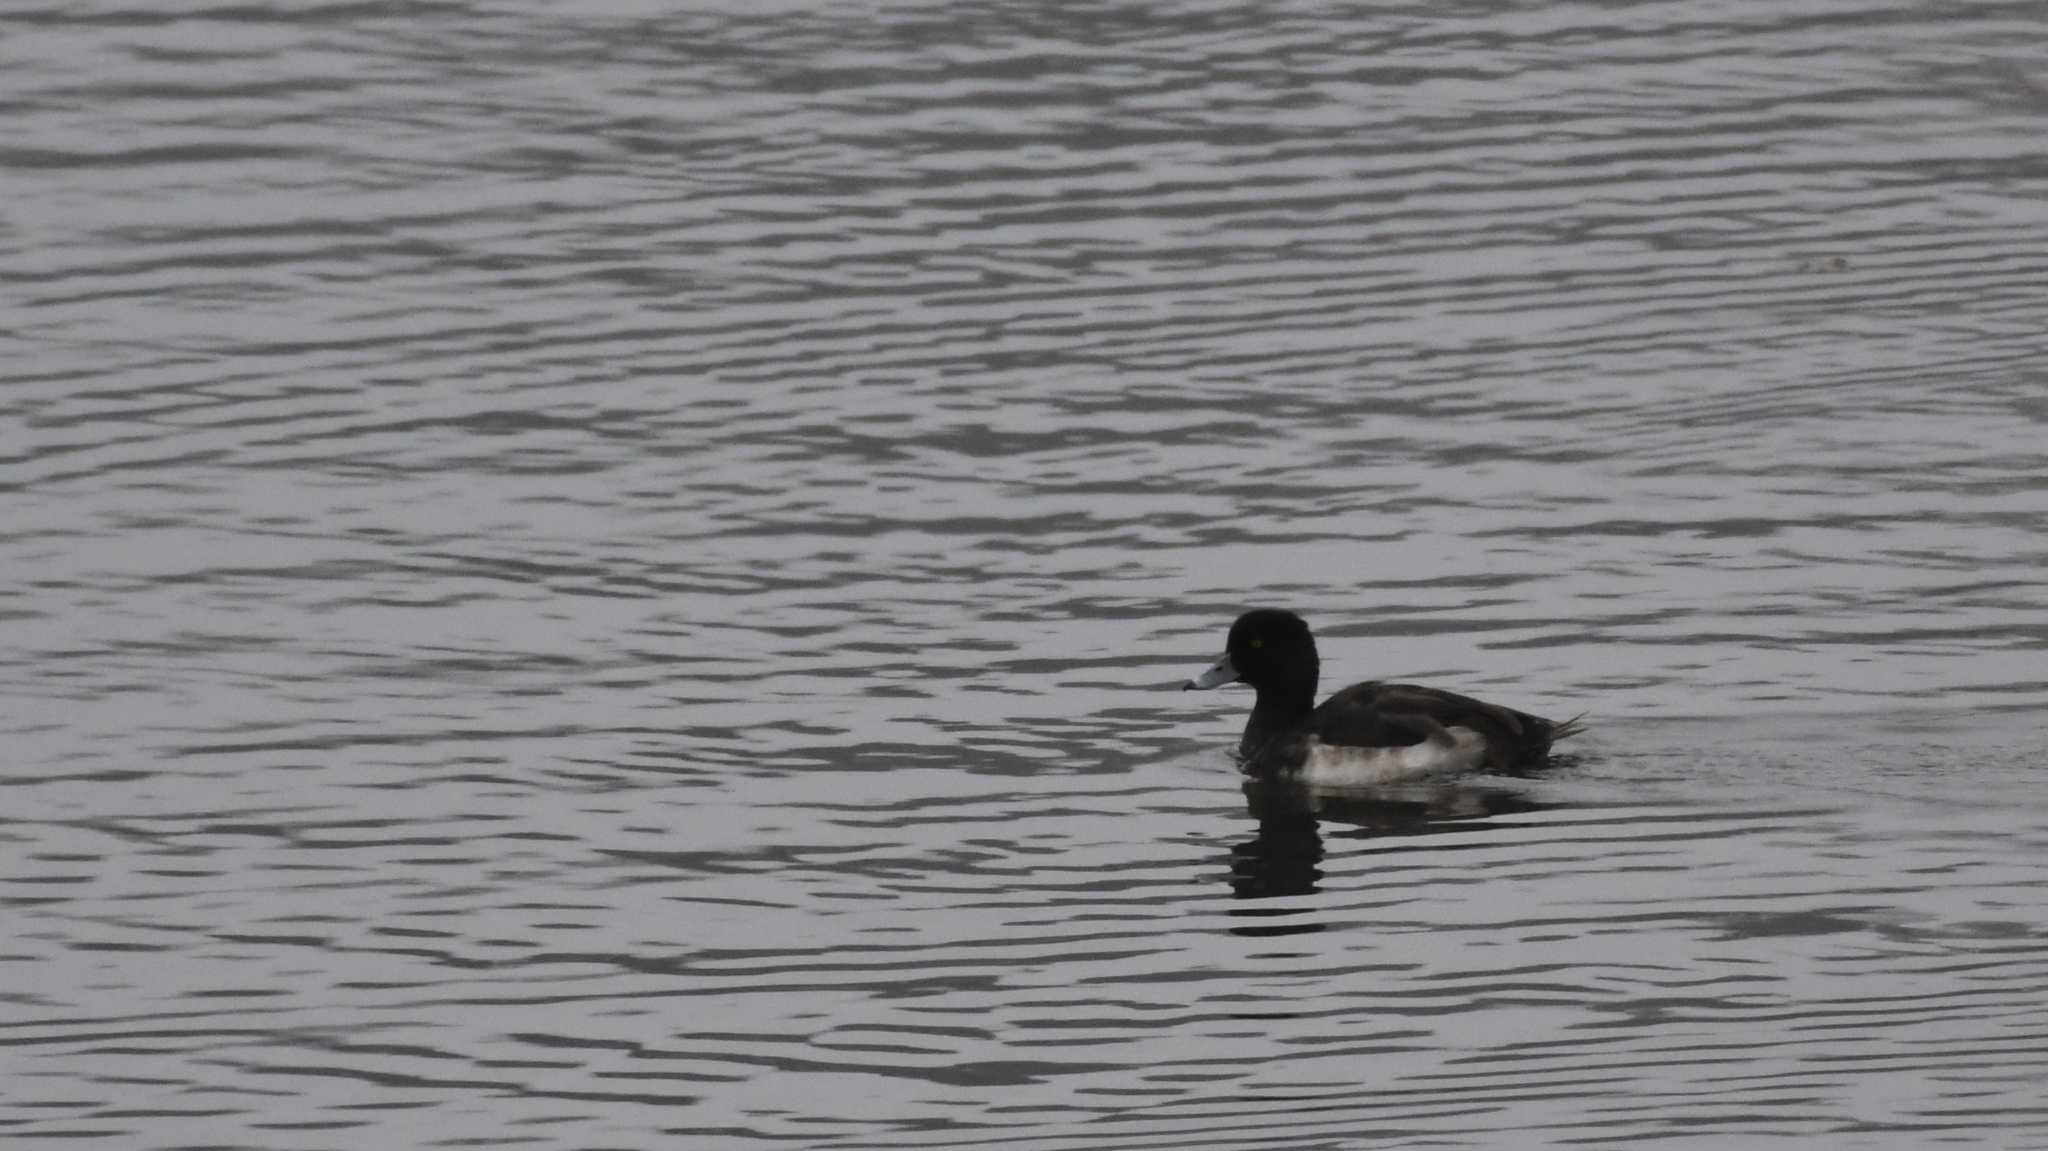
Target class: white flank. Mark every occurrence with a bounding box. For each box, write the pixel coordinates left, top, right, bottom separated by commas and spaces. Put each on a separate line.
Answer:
1295, 728, 1486, 787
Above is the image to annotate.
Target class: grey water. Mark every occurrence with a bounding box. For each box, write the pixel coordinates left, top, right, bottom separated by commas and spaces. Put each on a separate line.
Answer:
6, 0, 2048, 1146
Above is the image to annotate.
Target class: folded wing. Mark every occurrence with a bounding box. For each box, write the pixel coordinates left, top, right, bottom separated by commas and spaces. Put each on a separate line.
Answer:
1311, 681, 1561, 769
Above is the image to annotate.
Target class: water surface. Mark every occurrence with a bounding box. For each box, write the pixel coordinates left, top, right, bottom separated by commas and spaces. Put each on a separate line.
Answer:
6, 0, 2048, 1146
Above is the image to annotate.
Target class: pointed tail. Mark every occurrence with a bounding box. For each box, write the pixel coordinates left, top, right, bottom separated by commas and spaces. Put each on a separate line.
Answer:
1547, 712, 1588, 744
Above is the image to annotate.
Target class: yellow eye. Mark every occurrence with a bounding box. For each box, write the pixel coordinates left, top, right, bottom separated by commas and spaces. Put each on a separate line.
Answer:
1249, 638, 1263, 649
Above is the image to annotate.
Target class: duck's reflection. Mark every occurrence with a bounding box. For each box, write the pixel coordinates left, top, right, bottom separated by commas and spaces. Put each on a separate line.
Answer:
1227, 797, 1326, 905
1225, 775, 1559, 930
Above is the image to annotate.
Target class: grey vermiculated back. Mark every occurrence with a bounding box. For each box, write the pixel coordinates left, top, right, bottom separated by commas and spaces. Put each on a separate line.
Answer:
6, 1, 2048, 1147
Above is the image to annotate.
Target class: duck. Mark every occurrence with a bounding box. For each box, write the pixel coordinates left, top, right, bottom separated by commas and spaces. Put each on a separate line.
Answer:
1184, 608, 1583, 786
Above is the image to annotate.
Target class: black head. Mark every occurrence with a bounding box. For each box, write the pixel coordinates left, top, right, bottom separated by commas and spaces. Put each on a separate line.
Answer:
1184, 608, 1320, 695
1223, 609, 1317, 690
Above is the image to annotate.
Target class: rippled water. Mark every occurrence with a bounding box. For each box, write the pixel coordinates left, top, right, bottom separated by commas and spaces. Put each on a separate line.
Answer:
7, 0, 2048, 1146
